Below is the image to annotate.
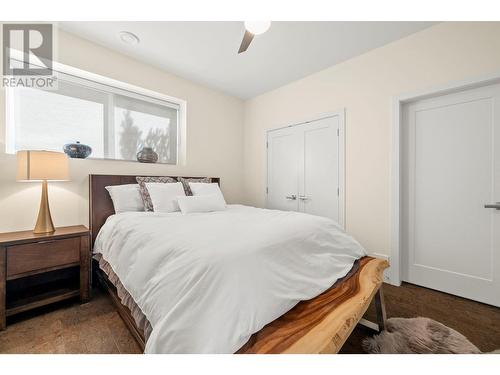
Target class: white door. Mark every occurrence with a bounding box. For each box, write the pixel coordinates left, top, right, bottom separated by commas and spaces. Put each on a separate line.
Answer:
402, 83, 500, 307
267, 114, 343, 225
267, 127, 301, 212
301, 117, 339, 219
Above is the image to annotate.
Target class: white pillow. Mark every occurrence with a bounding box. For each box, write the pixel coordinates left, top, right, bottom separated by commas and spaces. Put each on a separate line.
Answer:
188, 182, 226, 203
105, 184, 144, 213
145, 182, 186, 213
177, 194, 226, 214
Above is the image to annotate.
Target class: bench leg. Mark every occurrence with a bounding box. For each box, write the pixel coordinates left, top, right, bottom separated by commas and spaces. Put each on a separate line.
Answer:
358, 286, 387, 332
374, 287, 387, 331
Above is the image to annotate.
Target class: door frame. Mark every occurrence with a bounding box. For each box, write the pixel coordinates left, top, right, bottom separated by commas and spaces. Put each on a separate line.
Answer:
266, 109, 346, 229
391, 71, 500, 286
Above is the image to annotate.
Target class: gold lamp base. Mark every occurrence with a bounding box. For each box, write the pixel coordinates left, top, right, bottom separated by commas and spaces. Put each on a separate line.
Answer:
34, 180, 55, 234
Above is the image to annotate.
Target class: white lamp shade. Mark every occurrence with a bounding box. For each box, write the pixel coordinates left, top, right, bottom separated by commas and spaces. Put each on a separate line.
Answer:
16, 150, 70, 181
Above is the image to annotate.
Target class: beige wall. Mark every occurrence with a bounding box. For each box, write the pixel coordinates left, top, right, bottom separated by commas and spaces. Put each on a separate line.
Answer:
243, 22, 500, 257
3, 22, 500, 252
0, 30, 244, 232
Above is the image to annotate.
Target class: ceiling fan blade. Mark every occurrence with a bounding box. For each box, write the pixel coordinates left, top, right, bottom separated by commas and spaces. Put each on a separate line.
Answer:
238, 30, 254, 54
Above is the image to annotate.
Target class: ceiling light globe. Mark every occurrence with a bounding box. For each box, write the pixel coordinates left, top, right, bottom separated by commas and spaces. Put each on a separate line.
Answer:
244, 21, 271, 35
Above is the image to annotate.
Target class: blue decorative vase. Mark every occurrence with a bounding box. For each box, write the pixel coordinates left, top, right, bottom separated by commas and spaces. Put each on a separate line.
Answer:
63, 141, 92, 159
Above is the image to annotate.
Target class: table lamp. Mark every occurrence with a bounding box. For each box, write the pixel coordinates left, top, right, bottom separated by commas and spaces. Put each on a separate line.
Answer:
16, 150, 70, 234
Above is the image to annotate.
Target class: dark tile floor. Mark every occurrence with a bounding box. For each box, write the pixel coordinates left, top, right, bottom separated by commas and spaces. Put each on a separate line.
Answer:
341, 282, 500, 353
1, 282, 499, 354
0, 289, 141, 354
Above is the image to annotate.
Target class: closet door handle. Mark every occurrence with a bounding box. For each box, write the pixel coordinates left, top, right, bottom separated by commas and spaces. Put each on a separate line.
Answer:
285, 195, 297, 200
484, 202, 500, 210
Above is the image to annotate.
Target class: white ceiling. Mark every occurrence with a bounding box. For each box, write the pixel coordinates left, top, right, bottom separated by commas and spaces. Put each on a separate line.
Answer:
60, 21, 436, 99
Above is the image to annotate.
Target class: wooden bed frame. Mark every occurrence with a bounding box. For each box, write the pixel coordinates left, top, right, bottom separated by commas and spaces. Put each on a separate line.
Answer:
89, 174, 389, 354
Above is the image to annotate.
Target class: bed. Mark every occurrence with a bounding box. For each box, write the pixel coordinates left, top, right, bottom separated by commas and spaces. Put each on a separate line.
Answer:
89, 174, 389, 354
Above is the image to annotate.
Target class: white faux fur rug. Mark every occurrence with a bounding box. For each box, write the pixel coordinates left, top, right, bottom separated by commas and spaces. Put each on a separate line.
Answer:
362, 317, 500, 354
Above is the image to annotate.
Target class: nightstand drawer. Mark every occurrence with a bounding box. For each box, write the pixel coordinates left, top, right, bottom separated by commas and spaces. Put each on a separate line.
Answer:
6, 237, 80, 278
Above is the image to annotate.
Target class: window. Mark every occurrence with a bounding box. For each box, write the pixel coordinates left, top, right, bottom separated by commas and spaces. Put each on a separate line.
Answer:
6, 65, 183, 165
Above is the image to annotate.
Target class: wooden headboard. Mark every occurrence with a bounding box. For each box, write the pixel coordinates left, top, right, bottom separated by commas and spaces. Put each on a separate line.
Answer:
89, 174, 220, 247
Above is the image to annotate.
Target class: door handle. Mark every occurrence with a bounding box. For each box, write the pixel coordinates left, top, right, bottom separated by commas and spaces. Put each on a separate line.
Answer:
285, 195, 297, 200
298, 195, 309, 201
484, 202, 500, 210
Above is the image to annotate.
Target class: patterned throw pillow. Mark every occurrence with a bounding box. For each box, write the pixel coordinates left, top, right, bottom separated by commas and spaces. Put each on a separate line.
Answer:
178, 177, 212, 196
136, 176, 177, 211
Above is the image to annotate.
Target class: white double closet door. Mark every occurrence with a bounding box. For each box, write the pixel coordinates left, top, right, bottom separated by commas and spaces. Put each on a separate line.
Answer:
267, 114, 343, 225
402, 82, 500, 307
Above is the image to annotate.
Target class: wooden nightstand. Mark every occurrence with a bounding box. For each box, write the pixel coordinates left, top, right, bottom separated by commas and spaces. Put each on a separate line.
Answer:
0, 225, 90, 330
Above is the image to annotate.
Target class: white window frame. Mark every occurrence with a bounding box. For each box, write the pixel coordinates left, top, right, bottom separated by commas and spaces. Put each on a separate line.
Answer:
5, 53, 187, 165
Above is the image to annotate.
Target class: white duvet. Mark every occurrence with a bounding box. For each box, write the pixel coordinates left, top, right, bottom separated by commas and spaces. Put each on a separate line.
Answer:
94, 205, 366, 353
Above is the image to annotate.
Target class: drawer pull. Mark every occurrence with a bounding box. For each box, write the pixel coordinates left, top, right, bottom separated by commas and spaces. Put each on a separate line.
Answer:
37, 240, 56, 245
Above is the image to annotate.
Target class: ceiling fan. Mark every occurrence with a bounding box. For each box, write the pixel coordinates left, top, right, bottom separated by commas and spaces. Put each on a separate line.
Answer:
238, 21, 271, 54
